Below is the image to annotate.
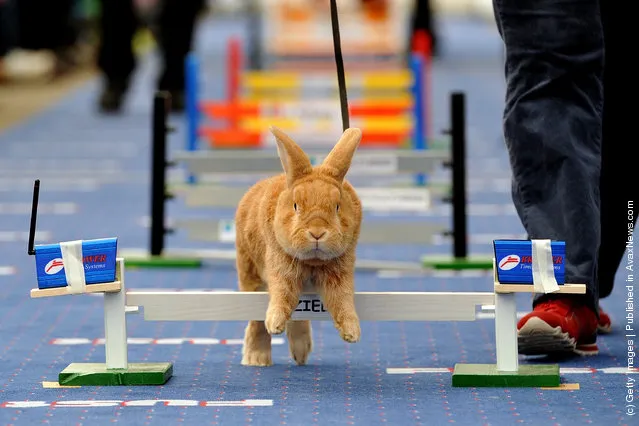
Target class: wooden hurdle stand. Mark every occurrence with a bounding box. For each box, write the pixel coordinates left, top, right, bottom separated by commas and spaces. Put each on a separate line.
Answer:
29, 257, 586, 387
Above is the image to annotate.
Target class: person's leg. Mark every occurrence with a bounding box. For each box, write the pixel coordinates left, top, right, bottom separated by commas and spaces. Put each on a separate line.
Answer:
47, 0, 79, 76
411, 0, 438, 56
596, 0, 637, 333
155, 0, 204, 111
97, 0, 138, 112
0, 0, 15, 79
493, 0, 604, 355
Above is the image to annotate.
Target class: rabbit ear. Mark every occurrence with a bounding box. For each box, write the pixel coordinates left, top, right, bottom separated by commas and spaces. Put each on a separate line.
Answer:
321, 128, 362, 182
270, 126, 313, 186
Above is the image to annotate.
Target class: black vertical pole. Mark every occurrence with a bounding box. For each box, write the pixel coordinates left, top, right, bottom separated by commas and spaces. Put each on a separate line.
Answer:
150, 92, 170, 256
247, 0, 262, 70
451, 92, 467, 258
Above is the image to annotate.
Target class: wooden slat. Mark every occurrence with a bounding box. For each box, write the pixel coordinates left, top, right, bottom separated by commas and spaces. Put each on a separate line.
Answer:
494, 283, 587, 294
30, 281, 122, 298
126, 291, 496, 322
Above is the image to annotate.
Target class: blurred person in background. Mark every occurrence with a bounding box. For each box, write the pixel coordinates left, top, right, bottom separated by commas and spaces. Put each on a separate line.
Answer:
0, 0, 17, 82
97, 0, 205, 113
15, 0, 80, 76
410, 0, 438, 56
493, 1, 633, 356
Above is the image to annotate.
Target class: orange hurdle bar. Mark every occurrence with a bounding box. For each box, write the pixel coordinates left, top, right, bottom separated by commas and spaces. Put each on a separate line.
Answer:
200, 99, 412, 120
199, 128, 408, 148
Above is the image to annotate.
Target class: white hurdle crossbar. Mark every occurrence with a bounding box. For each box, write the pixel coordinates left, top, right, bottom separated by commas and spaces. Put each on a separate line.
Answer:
162, 149, 450, 258
31, 258, 587, 386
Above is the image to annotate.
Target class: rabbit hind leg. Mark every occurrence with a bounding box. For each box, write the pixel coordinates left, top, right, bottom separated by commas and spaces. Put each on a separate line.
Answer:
286, 320, 313, 366
237, 250, 272, 367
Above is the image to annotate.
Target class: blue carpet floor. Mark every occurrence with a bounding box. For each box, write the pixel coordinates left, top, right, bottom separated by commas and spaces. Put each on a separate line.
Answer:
0, 16, 636, 426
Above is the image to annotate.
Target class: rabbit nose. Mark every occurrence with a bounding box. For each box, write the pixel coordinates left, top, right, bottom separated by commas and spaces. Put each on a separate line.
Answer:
308, 230, 327, 241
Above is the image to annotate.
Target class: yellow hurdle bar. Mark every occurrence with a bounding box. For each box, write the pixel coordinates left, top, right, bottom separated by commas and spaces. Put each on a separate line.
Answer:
241, 70, 413, 91
243, 93, 415, 103
239, 116, 413, 133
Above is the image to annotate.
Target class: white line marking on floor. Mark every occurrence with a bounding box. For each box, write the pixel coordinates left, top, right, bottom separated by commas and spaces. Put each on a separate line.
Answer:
475, 311, 526, 320
0, 202, 77, 215
386, 367, 639, 375
49, 337, 285, 345
0, 266, 16, 276
0, 399, 274, 408
0, 231, 51, 242
41, 381, 80, 389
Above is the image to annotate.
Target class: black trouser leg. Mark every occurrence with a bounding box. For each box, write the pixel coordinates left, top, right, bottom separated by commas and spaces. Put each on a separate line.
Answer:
597, 1, 638, 299
411, 0, 437, 54
97, 0, 138, 89
156, 0, 203, 91
493, 0, 605, 313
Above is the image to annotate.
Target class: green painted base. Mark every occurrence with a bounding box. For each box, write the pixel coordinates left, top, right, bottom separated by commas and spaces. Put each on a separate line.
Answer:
452, 363, 560, 388
421, 255, 494, 270
124, 256, 202, 269
59, 363, 173, 386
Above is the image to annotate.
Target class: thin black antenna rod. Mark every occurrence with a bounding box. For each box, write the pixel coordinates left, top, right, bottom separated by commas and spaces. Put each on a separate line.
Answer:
330, 0, 349, 131
28, 179, 40, 255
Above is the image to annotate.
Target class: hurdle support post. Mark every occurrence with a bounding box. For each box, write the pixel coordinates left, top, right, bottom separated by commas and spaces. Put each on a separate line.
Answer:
246, 0, 263, 70
185, 52, 199, 184
119, 92, 203, 268
410, 53, 426, 186
226, 37, 242, 130
150, 92, 173, 258
451, 262, 590, 387
421, 92, 493, 270
450, 92, 467, 260
103, 258, 128, 369
57, 258, 174, 386
494, 291, 518, 372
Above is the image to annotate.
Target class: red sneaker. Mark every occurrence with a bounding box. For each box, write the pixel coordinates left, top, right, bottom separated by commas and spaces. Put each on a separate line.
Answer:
517, 298, 598, 356
597, 306, 612, 334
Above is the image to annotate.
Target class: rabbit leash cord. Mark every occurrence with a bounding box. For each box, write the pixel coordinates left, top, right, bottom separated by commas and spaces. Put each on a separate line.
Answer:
329, 0, 350, 131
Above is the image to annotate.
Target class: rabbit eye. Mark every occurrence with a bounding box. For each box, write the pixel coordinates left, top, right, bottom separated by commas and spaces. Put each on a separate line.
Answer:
336, 204, 340, 212
294, 203, 297, 211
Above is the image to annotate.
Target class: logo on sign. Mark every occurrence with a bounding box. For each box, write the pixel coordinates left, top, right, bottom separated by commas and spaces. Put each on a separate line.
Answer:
44, 258, 65, 275
84, 254, 109, 271
295, 298, 327, 313
498, 255, 520, 271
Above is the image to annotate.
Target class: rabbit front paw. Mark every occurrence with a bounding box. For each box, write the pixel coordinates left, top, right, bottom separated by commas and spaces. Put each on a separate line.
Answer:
265, 307, 288, 335
337, 316, 361, 343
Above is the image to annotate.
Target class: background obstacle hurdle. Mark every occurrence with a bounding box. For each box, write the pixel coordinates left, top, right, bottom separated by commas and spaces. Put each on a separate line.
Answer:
29, 258, 586, 387
248, 0, 415, 71
185, 40, 433, 152
121, 92, 493, 271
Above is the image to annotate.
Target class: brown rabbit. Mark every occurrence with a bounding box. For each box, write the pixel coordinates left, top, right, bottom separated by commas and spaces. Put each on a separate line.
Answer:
234, 126, 363, 367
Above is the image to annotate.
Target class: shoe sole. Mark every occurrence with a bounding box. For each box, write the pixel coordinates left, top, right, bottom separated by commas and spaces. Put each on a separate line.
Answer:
518, 317, 598, 356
